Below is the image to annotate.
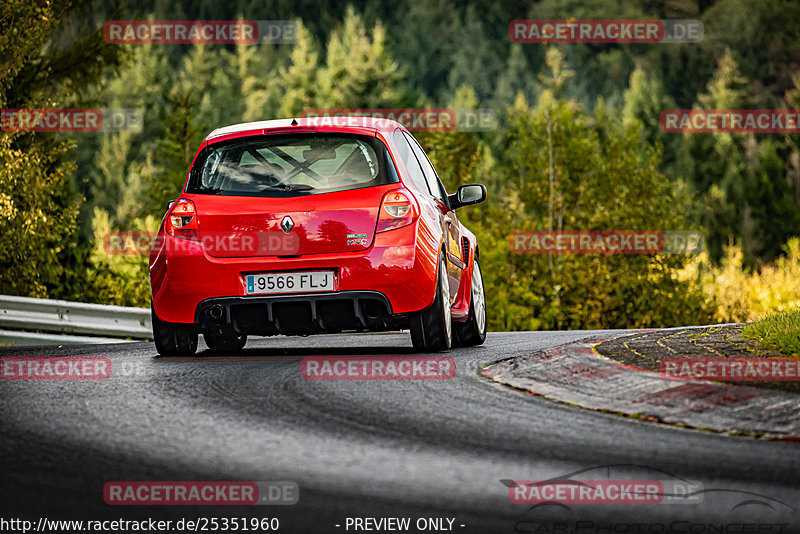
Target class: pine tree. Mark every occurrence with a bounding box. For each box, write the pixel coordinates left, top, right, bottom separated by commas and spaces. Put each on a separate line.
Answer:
239, 41, 281, 122
445, 5, 503, 102
182, 44, 241, 130
492, 44, 540, 112
277, 20, 320, 117
622, 66, 676, 155
0, 0, 121, 298
141, 77, 203, 219
317, 7, 405, 109
681, 48, 797, 264
491, 58, 710, 330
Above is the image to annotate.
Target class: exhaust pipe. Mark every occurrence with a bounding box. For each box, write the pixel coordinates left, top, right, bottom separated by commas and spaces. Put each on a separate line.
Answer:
362, 301, 385, 320
208, 305, 224, 320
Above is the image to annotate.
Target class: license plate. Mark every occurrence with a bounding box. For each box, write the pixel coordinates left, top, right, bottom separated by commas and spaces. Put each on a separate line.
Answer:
245, 271, 335, 295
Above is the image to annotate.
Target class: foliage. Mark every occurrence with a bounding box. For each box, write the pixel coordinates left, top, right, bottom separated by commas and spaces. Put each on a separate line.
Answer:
676, 50, 800, 266
0, 0, 121, 298
742, 310, 800, 356
316, 7, 405, 108
685, 238, 800, 323
82, 208, 153, 306
5, 0, 800, 332
483, 84, 711, 330
0, 134, 79, 297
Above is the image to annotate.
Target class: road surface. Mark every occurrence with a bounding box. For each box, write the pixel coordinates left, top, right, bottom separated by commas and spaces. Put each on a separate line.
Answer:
1, 331, 798, 533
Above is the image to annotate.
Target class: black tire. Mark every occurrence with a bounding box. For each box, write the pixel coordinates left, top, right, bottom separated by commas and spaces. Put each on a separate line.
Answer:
410, 253, 452, 352
453, 259, 487, 347
203, 331, 247, 353
152, 305, 198, 356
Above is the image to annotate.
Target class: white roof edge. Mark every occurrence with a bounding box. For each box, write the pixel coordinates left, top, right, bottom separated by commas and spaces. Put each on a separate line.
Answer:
205, 116, 399, 140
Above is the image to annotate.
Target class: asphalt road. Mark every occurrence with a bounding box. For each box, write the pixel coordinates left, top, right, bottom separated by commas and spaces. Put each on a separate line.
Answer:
1, 331, 799, 533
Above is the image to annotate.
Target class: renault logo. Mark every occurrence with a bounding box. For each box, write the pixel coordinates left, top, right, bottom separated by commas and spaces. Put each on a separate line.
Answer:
280, 216, 294, 233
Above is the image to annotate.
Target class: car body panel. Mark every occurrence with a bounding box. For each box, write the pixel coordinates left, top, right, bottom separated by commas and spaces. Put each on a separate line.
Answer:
150, 117, 481, 336
185, 186, 389, 258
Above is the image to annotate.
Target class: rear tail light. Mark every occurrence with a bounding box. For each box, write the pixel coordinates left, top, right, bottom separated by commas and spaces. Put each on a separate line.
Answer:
377, 190, 417, 233
166, 199, 199, 241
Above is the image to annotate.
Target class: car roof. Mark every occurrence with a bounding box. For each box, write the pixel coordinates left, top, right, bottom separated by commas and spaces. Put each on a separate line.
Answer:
205, 116, 405, 142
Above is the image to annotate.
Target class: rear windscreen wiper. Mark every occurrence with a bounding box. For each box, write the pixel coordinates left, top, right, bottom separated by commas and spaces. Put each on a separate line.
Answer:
195, 186, 224, 195
259, 184, 314, 193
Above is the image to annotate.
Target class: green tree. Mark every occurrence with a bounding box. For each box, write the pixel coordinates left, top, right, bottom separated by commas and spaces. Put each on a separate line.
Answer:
276, 20, 321, 117
701, 0, 800, 103
0, 134, 79, 297
681, 49, 799, 264
240, 42, 281, 122
492, 44, 540, 112
82, 44, 172, 233
75, 207, 152, 307
487, 51, 710, 330
141, 78, 203, 219
0, 0, 121, 298
183, 44, 242, 130
445, 5, 503, 102
316, 7, 406, 108
622, 66, 677, 164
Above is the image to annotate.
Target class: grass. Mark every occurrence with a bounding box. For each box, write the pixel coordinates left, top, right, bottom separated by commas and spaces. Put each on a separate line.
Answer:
742, 311, 800, 356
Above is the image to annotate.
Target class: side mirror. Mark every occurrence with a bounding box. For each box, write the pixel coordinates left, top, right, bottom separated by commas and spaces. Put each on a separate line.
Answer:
167, 199, 176, 210
449, 184, 487, 210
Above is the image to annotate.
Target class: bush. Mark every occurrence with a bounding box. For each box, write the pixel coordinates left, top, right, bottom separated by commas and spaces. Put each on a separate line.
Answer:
686, 238, 800, 323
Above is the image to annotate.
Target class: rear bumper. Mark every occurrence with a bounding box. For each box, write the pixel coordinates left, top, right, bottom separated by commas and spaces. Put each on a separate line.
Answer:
150, 222, 438, 324
196, 291, 405, 336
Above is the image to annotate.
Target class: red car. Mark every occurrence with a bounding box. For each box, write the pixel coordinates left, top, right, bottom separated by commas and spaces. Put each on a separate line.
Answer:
149, 117, 487, 355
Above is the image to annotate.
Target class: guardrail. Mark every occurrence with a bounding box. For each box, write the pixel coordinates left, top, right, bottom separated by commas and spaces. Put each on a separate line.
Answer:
0, 294, 152, 342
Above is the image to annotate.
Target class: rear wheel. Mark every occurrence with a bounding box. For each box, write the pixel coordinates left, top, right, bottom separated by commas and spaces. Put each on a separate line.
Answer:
152, 305, 198, 356
410, 254, 452, 352
204, 331, 247, 353
453, 259, 487, 347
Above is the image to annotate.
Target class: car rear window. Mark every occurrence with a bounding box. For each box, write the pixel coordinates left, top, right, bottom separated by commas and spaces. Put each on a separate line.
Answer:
187, 133, 398, 196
